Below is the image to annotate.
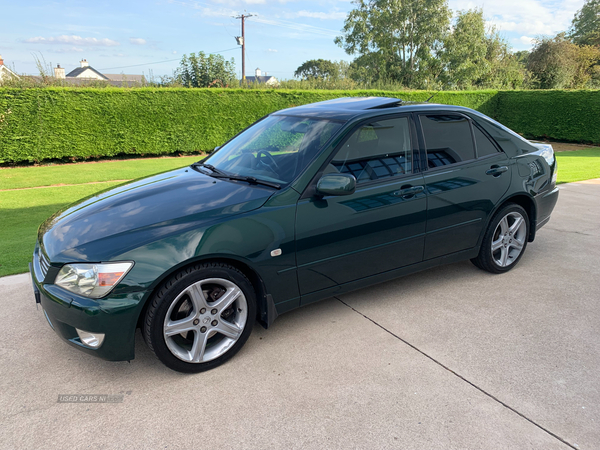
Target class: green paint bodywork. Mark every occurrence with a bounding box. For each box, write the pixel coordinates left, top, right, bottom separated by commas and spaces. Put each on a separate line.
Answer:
31, 100, 559, 362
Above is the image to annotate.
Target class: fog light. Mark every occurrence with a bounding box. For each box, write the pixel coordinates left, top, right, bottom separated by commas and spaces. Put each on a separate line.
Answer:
76, 329, 105, 348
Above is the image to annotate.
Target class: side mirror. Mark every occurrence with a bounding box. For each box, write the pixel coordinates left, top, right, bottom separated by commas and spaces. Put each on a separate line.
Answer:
316, 173, 356, 197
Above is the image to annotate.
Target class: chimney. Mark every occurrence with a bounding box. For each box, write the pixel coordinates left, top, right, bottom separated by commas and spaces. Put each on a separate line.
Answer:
80, 59, 89, 68
0, 55, 4, 66
54, 64, 65, 79
255, 68, 261, 77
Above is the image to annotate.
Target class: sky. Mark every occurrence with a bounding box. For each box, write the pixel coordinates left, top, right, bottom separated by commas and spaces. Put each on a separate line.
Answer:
0, 0, 586, 80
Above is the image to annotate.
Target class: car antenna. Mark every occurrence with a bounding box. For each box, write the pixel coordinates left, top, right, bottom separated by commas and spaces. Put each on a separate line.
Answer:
425, 89, 442, 103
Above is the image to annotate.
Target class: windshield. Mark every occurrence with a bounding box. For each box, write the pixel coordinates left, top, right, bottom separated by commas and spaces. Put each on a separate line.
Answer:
202, 115, 343, 186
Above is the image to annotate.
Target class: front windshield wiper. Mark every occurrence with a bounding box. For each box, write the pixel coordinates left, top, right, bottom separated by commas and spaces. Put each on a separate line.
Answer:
191, 163, 280, 189
216, 174, 281, 189
191, 162, 226, 176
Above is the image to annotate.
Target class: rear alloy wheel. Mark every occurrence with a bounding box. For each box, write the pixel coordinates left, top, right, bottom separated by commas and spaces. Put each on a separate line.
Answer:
471, 204, 529, 274
144, 263, 256, 373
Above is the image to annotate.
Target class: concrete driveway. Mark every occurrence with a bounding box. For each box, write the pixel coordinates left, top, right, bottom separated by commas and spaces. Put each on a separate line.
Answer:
1, 180, 599, 450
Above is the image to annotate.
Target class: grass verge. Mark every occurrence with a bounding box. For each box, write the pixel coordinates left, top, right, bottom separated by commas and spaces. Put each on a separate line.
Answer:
0, 182, 124, 277
555, 148, 600, 184
0, 156, 200, 190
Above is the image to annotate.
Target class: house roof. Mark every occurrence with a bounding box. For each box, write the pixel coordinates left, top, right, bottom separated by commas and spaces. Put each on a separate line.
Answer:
245, 76, 277, 83
65, 66, 109, 80
0, 65, 19, 78
27, 75, 143, 87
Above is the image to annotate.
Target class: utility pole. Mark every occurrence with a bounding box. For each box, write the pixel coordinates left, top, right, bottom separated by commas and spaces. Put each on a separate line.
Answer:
234, 13, 254, 82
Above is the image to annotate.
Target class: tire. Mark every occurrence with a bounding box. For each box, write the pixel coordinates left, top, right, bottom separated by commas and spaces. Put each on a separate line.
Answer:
143, 262, 256, 373
471, 203, 530, 274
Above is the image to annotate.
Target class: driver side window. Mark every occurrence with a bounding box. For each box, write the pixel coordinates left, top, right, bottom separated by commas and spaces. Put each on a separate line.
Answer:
329, 117, 413, 183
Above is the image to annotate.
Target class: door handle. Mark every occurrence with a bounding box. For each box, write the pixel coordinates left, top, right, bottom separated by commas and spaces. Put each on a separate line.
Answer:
393, 185, 424, 198
486, 165, 508, 177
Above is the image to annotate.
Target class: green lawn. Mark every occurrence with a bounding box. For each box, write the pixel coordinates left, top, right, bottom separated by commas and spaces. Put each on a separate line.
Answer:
555, 148, 600, 184
1, 149, 599, 277
0, 156, 201, 190
0, 156, 199, 277
0, 183, 124, 277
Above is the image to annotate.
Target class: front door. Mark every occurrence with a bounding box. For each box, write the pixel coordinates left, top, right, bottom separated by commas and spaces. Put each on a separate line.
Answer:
417, 113, 512, 260
295, 115, 427, 301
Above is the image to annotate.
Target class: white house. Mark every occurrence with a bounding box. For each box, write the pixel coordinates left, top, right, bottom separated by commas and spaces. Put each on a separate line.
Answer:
55, 59, 144, 85
245, 68, 278, 86
62, 59, 108, 80
0, 55, 19, 81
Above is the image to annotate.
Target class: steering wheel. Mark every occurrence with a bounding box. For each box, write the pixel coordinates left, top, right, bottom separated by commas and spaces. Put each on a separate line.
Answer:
256, 149, 280, 173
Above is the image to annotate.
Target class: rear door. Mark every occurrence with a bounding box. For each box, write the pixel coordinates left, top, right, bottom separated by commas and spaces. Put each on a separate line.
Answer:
295, 115, 427, 301
417, 112, 511, 260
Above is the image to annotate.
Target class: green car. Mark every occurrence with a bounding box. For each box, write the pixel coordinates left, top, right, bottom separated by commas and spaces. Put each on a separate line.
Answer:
31, 97, 559, 373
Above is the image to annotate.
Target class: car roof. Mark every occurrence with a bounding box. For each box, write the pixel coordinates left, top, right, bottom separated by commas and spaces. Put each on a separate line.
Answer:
272, 97, 479, 121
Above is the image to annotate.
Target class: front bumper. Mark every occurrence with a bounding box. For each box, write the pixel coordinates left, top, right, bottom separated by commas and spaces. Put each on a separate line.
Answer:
30, 258, 149, 362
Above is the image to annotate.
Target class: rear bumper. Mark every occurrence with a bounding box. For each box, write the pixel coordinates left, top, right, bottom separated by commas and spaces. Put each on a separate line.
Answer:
534, 186, 559, 231
30, 265, 149, 362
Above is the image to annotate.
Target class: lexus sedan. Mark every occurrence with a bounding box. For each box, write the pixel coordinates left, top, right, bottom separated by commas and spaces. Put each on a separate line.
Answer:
31, 97, 559, 373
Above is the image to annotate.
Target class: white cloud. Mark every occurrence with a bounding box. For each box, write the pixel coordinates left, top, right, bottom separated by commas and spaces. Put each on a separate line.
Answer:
519, 35, 535, 46
24, 35, 120, 47
450, 0, 585, 37
173, 50, 178, 54
251, 17, 339, 38
193, 6, 237, 17
296, 10, 346, 20
211, 0, 266, 5
267, 48, 278, 52
52, 47, 85, 53
129, 38, 147, 45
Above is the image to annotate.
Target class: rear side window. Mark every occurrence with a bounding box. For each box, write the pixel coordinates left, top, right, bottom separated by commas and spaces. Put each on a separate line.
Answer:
329, 117, 412, 183
473, 125, 499, 157
420, 114, 475, 168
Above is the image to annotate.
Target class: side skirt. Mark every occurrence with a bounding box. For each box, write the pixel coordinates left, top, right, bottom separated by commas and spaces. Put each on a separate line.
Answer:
296, 247, 480, 309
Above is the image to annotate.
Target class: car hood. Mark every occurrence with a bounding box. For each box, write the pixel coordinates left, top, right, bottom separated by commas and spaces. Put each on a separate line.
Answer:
39, 168, 275, 262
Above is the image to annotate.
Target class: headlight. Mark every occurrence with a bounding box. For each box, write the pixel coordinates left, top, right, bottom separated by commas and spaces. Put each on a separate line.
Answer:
55, 262, 133, 298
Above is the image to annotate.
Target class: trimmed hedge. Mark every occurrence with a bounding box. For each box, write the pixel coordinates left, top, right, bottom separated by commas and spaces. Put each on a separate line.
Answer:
495, 90, 600, 144
0, 87, 597, 164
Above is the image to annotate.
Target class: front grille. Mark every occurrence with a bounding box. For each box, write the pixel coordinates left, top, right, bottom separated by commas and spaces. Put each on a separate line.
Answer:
38, 249, 50, 279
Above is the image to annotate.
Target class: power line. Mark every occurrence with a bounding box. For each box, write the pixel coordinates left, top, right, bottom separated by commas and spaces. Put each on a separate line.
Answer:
249, 17, 339, 38
171, 0, 340, 38
98, 47, 239, 71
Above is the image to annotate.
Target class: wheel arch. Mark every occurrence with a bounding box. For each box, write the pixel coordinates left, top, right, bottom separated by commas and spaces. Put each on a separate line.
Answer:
479, 193, 537, 247
136, 255, 276, 331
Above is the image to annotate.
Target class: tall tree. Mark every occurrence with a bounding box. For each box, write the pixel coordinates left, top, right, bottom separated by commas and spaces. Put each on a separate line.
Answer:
441, 9, 524, 89
527, 33, 600, 89
569, 0, 600, 47
441, 9, 489, 88
176, 52, 236, 88
294, 59, 339, 80
335, 0, 451, 87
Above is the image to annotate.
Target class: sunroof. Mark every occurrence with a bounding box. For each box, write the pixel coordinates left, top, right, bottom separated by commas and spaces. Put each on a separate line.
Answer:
306, 97, 404, 110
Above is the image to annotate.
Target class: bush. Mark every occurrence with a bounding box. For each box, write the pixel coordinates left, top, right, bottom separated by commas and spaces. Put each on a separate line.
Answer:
0, 87, 597, 164
495, 90, 600, 143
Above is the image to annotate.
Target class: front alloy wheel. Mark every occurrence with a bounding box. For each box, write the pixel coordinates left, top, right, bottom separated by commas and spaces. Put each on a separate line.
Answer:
144, 263, 256, 373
